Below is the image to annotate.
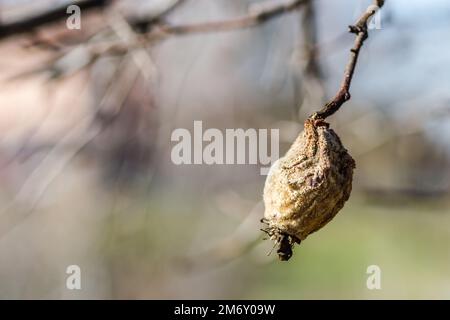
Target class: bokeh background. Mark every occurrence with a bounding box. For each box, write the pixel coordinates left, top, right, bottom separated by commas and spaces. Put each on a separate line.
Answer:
0, 0, 449, 299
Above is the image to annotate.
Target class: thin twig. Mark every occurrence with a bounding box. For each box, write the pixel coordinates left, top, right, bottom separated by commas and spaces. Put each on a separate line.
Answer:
107, 10, 158, 83
131, 0, 188, 30
312, 0, 385, 120
300, 0, 323, 79
8, 0, 309, 80
294, 0, 326, 119
152, 0, 308, 37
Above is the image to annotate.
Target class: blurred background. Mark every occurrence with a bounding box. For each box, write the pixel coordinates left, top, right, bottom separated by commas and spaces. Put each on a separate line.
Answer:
0, 0, 449, 299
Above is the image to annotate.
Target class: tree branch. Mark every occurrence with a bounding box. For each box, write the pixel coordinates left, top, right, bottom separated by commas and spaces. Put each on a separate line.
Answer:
0, 0, 307, 41
153, 0, 308, 36
0, 0, 112, 40
11, 0, 311, 79
312, 0, 385, 120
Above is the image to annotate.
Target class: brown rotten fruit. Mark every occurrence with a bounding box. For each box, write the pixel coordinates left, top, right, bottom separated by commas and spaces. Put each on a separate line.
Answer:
262, 118, 355, 261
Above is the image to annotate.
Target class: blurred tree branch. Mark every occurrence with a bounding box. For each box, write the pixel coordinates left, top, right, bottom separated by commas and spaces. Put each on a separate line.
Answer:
0, 0, 191, 42
153, 0, 308, 36
0, 0, 307, 42
293, 0, 326, 119
300, 0, 323, 80
9, 0, 310, 80
0, 0, 112, 39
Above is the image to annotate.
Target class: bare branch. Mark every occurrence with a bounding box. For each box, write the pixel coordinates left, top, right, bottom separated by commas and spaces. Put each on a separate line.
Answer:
0, 0, 112, 40
152, 0, 308, 37
107, 10, 158, 83
9, 0, 310, 79
0, 0, 306, 42
131, 0, 189, 31
293, 0, 327, 119
312, 0, 385, 120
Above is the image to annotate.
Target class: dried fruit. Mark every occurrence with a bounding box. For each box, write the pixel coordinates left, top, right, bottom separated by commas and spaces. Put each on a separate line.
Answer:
262, 118, 355, 261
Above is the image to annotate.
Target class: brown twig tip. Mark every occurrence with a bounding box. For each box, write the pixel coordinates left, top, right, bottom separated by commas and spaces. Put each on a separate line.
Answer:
311, 0, 385, 120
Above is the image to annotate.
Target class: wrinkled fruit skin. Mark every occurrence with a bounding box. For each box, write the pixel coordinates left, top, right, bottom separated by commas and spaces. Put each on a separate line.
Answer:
263, 118, 355, 261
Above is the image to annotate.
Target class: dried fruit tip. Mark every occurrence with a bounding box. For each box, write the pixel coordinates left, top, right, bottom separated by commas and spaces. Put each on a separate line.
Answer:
261, 218, 301, 261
